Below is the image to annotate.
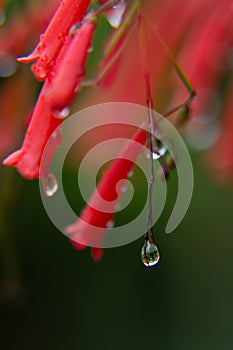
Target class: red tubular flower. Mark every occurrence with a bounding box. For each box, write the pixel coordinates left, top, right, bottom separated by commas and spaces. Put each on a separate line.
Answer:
45, 16, 97, 111
3, 3, 96, 179
0, 0, 58, 58
18, 0, 92, 80
2, 81, 61, 179
66, 126, 148, 248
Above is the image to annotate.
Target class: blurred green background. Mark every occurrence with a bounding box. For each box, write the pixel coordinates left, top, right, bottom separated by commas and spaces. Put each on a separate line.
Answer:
0, 154, 233, 350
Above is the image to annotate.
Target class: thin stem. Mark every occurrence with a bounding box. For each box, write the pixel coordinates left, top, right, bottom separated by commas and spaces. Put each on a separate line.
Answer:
81, 18, 137, 88
145, 17, 195, 95
163, 93, 194, 118
145, 16, 196, 119
138, 3, 155, 239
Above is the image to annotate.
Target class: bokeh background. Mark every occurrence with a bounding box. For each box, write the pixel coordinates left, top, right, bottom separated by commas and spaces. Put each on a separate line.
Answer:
1, 0, 233, 349
1, 155, 233, 349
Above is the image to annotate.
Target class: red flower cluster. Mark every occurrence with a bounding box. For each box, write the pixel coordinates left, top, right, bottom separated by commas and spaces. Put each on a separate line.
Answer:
1, 0, 233, 262
3, 0, 94, 178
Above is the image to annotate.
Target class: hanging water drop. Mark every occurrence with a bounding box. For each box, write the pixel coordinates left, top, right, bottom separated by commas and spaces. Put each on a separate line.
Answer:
145, 140, 167, 160
43, 172, 58, 197
105, 1, 126, 28
141, 239, 160, 267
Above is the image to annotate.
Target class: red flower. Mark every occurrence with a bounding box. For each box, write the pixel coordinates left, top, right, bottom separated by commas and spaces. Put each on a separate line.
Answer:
45, 16, 97, 111
18, 0, 92, 80
66, 126, 148, 248
2, 81, 61, 179
3, 11, 96, 179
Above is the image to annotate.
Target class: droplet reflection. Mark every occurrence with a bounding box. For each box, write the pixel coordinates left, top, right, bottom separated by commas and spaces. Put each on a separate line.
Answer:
141, 240, 160, 267
43, 172, 58, 197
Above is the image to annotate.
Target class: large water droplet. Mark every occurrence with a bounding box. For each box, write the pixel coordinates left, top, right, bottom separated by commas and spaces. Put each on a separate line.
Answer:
43, 172, 58, 197
145, 140, 167, 160
141, 240, 160, 267
105, 1, 126, 28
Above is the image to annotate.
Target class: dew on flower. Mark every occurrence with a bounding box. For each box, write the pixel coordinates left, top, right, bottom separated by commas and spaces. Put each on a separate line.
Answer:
106, 220, 115, 229
53, 107, 70, 119
127, 170, 134, 178
87, 45, 93, 53
141, 239, 160, 267
43, 172, 58, 197
120, 185, 127, 193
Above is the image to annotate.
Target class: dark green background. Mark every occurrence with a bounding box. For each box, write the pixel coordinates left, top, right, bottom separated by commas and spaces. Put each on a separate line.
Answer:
1, 154, 233, 350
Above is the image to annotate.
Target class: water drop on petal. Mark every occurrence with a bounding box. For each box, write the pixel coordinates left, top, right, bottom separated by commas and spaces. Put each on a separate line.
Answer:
127, 170, 134, 178
87, 45, 93, 53
121, 185, 127, 193
141, 240, 160, 267
43, 172, 58, 197
115, 203, 121, 211
106, 220, 114, 229
53, 107, 70, 119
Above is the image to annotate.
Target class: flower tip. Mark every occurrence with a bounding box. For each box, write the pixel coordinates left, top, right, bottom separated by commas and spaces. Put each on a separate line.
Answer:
2, 150, 21, 166
91, 247, 103, 262
70, 239, 86, 251
17, 54, 39, 63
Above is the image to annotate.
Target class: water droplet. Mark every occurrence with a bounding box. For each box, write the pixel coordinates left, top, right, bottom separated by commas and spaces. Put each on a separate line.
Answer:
115, 203, 121, 210
87, 45, 93, 53
105, 1, 126, 28
41, 54, 47, 62
145, 140, 167, 160
127, 170, 133, 178
53, 107, 70, 119
141, 240, 160, 267
58, 32, 64, 40
121, 185, 127, 193
106, 220, 114, 229
43, 173, 58, 197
